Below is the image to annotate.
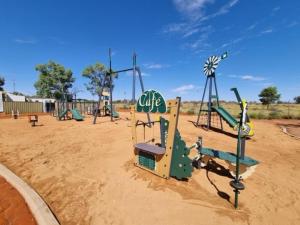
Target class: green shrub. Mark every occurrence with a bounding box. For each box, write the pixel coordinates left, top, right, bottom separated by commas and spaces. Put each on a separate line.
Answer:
268, 111, 281, 119
186, 108, 195, 115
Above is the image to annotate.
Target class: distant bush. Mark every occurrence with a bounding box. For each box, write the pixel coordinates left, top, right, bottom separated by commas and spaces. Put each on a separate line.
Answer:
268, 111, 281, 119
249, 112, 268, 119
186, 108, 195, 115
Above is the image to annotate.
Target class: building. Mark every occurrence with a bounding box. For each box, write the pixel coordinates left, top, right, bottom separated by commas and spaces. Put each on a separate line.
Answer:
5, 92, 26, 102
28, 97, 56, 113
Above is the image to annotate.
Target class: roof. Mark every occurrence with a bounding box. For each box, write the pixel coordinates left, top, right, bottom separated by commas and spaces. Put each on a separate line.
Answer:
28, 97, 56, 103
6, 93, 26, 102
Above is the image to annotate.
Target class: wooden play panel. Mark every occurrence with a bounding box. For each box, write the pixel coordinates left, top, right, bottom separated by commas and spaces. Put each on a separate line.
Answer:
0, 176, 36, 225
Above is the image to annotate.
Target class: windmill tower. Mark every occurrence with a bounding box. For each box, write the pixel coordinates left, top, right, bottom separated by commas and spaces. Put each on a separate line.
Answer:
196, 52, 228, 130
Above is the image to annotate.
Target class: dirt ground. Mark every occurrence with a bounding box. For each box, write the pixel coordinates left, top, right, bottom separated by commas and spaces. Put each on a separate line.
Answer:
0, 113, 299, 225
0, 176, 37, 225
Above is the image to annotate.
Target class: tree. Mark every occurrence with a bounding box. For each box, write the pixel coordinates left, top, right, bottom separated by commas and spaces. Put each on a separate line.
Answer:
34, 61, 75, 100
294, 96, 300, 104
258, 86, 280, 109
0, 76, 5, 91
12, 91, 25, 96
82, 62, 117, 124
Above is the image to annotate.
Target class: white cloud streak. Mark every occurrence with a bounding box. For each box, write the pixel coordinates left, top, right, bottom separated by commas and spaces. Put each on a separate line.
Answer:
172, 84, 196, 93
173, 0, 214, 21
229, 74, 266, 81
241, 75, 266, 81
261, 29, 273, 34
14, 38, 37, 44
143, 63, 170, 69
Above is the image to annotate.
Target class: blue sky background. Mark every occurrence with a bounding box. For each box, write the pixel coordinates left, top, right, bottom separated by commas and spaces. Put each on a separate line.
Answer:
0, 0, 299, 101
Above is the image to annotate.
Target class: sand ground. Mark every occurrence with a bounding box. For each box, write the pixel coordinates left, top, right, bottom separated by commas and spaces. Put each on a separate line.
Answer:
0, 113, 300, 225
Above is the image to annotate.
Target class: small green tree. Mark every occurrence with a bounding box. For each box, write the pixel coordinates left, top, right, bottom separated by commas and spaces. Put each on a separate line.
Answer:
12, 91, 25, 96
259, 86, 280, 109
34, 61, 75, 100
0, 76, 5, 91
82, 62, 117, 124
294, 96, 300, 104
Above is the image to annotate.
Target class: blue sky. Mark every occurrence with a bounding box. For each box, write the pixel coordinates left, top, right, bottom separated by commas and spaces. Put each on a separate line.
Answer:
0, 0, 299, 101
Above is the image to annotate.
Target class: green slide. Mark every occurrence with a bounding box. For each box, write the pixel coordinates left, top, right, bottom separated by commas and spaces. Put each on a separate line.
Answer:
71, 109, 84, 121
58, 109, 68, 120
105, 105, 119, 118
212, 106, 237, 128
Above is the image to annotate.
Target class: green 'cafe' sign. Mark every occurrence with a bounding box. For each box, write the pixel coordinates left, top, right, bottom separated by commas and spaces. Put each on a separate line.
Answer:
136, 90, 166, 113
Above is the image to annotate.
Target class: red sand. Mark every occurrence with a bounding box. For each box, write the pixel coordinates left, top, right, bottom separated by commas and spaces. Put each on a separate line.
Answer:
0, 176, 37, 225
0, 114, 299, 225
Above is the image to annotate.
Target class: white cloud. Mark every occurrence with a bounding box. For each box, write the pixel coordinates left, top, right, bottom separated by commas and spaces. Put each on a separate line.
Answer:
14, 38, 37, 44
228, 74, 266, 81
126, 71, 150, 77
182, 28, 200, 38
173, 0, 214, 21
163, 22, 187, 33
143, 63, 170, 69
261, 29, 273, 34
272, 6, 280, 12
287, 21, 298, 28
172, 84, 198, 94
200, 0, 239, 22
221, 37, 243, 48
247, 23, 257, 31
141, 72, 150, 77
241, 75, 266, 81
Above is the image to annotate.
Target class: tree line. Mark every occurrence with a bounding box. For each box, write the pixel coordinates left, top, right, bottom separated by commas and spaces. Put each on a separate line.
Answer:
0, 61, 300, 107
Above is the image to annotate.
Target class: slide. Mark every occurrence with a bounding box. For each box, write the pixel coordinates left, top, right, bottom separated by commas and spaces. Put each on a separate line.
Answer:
58, 109, 68, 120
105, 105, 119, 118
212, 106, 237, 128
71, 109, 84, 121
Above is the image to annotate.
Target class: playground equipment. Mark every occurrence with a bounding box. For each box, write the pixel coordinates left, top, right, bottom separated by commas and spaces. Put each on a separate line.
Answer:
93, 48, 150, 125
103, 104, 119, 118
28, 115, 38, 127
131, 90, 193, 179
11, 110, 19, 119
195, 53, 254, 137
131, 89, 259, 208
56, 92, 84, 121
58, 108, 84, 121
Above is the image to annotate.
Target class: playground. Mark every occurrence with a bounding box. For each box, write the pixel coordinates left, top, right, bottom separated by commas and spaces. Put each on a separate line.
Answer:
0, 114, 299, 225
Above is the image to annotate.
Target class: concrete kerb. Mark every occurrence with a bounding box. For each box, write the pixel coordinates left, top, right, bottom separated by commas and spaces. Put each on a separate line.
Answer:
0, 164, 60, 225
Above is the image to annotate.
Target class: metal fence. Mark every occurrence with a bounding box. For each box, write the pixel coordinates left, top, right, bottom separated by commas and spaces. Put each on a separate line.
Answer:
3, 102, 43, 114
55, 101, 98, 115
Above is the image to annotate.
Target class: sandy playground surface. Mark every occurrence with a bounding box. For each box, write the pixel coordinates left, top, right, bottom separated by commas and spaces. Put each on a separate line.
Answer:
0, 113, 300, 225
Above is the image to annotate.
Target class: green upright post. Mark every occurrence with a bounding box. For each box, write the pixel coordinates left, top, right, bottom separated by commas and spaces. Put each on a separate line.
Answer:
230, 101, 246, 209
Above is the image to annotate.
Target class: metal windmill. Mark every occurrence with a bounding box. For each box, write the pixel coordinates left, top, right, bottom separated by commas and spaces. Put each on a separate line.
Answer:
196, 52, 228, 130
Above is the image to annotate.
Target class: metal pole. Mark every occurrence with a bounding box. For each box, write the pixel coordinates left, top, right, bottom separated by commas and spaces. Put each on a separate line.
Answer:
234, 123, 242, 208
132, 53, 136, 104
213, 75, 223, 130
136, 66, 151, 126
109, 48, 113, 122
207, 76, 213, 129
196, 76, 208, 126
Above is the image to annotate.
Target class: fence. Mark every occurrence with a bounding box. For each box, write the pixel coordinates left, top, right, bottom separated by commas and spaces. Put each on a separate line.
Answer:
3, 102, 43, 114
55, 101, 98, 115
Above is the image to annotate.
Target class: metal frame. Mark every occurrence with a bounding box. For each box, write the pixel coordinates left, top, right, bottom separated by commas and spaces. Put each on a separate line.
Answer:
196, 72, 223, 130
93, 48, 150, 124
